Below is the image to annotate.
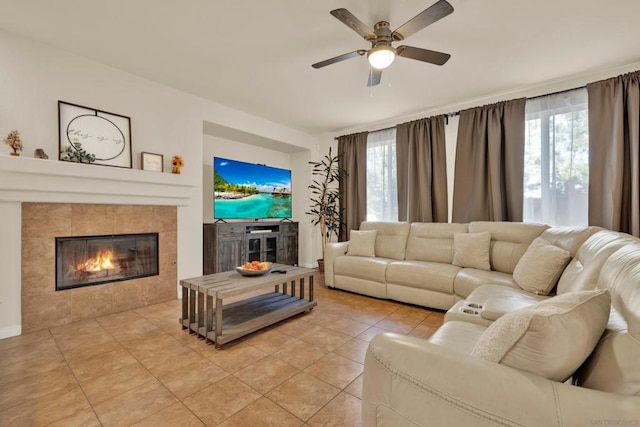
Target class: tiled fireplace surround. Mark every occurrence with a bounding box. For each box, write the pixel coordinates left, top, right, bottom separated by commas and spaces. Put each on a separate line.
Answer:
21, 203, 177, 333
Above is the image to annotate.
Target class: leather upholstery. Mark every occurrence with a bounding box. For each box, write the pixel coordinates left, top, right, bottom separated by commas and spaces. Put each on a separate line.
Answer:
405, 222, 468, 263
453, 268, 518, 298
539, 225, 602, 257
386, 260, 460, 293
427, 321, 486, 354
360, 221, 410, 260
361, 229, 640, 426
468, 221, 548, 274
324, 241, 348, 287
574, 243, 640, 395
328, 221, 551, 309
363, 333, 640, 426
556, 230, 637, 294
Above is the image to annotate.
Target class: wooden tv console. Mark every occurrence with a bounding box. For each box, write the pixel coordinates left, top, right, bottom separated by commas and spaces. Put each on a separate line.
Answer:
203, 221, 298, 274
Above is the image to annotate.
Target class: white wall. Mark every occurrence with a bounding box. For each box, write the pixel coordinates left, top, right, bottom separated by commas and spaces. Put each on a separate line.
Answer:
0, 30, 318, 337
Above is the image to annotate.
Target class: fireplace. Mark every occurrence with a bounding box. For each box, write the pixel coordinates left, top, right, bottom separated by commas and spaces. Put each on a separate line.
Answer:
55, 233, 159, 291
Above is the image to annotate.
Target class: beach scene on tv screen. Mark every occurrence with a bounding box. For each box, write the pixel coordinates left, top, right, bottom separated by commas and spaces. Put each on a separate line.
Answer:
214, 157, 292, 219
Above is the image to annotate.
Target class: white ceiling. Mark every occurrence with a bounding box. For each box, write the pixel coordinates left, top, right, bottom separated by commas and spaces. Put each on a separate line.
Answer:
1, 0, 640, 136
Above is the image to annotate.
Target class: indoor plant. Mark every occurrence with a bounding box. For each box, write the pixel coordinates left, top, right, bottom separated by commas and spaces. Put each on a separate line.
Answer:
307, 147, 345, 272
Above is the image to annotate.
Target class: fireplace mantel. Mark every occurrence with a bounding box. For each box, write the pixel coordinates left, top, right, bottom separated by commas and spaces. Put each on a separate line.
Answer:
0, 154, 196, 206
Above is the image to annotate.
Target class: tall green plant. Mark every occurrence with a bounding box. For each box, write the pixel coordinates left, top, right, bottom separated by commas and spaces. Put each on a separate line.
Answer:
307, 147, 346, 260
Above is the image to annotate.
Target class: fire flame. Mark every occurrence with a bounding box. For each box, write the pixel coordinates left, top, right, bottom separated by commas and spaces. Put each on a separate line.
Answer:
76, 249, 115, 273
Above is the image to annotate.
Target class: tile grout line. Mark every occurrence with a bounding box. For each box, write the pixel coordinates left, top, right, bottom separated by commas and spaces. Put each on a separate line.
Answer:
93, 313, 214, 426
46, 325, 104, 427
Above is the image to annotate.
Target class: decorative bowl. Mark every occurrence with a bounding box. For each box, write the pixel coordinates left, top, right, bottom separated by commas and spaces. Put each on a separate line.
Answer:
235, 262, 272, 277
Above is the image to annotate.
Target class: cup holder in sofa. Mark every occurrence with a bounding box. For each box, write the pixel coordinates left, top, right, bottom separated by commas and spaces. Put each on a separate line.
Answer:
465, 302, 483, 309
459, 301, 483, 316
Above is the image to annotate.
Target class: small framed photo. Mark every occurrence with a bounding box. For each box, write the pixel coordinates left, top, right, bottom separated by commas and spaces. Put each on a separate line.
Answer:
141, 152, 164, 172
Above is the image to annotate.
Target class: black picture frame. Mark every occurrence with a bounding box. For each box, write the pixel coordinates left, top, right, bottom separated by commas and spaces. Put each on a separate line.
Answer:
58, 101, 132, 168
141, 152, 164, 172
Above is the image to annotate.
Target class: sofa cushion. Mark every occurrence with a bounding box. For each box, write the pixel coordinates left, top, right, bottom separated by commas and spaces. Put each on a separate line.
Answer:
334, 255, 392, 284
346, 229, 377, 257
452, 232, 491, 270
428, 321, 487, 355
471, 289, 611, 382
479, 297, 537, 321
469, 222, 548, 274
557, 230, 637, 295
405, 222, 469, 263
538, 226, 602, 258
513, 237, 571, 295
575, 309, 640, 395
573, 243, 640, 395
360, 221, 411, 260
453, 269, 519, 299
386, 260, 460, 294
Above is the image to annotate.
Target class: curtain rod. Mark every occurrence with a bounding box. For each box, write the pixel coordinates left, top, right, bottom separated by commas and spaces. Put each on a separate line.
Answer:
333, 112, 459, 140
333, 85, 587, 140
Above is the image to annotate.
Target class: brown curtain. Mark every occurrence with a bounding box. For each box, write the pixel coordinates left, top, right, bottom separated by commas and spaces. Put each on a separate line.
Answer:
338, 132, 368, 240
452, 98, 526, 222
587, 71, 640, 236
396, 115, 448, 222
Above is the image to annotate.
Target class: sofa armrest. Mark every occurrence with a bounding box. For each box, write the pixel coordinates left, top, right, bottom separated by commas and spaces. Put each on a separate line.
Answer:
363, 333, 640, 426
324, 241, 349, 287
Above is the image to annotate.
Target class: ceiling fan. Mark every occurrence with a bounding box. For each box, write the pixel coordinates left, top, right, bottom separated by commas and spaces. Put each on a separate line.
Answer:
312, 0, 454, 87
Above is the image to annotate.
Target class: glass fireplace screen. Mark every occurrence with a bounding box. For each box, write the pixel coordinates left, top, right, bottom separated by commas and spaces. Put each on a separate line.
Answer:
56, 233, 159, 291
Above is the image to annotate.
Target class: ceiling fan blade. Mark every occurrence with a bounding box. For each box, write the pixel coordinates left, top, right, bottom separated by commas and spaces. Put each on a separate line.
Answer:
367, 68, 382, 87
392, 0, 454, 41
396, 45, 451, 65
330, 8, 376, 40
312, 50, 366, 69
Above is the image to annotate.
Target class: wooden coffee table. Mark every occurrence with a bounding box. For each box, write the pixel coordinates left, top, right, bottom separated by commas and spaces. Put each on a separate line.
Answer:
179, 264, 316, 348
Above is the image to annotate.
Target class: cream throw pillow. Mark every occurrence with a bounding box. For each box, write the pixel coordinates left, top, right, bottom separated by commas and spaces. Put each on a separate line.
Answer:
452, 232, 491, 270
471, 289, 611, 382
513, 237, 571, 295
347, 229, 377, 257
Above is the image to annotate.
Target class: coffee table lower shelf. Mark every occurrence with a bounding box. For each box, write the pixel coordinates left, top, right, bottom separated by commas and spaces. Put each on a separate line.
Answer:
182, 291, 317, 346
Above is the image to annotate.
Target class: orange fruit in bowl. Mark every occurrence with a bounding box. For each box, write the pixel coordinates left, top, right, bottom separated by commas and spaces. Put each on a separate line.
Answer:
241, 261, 270, 271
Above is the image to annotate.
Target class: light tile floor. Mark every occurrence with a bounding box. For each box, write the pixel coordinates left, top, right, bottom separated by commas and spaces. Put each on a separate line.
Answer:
0, 274, 443, 426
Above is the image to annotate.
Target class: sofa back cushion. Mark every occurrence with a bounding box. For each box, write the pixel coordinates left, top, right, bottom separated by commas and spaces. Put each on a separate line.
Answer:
405, 222, 469, 263
360, 221, 411, 260
538, 226, 602, 258
574, 243, 640, 395
468, 222, 549, 274
557, 230, 638, 295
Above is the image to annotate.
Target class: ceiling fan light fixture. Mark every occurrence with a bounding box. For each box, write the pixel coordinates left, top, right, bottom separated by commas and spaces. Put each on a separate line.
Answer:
367, 45, 396, 70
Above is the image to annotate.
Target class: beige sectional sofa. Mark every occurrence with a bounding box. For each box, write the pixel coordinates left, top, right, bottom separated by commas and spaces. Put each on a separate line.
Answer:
324, 221, 640, 425
325, 221, 598, 309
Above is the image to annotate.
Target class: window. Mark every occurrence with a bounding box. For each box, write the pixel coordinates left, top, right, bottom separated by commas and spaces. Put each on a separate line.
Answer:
366, 128, 398, 221
523, 88, 589, 225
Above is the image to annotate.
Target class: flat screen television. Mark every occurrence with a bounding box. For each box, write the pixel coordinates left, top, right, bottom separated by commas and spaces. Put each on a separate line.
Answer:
213, 157, 292, 219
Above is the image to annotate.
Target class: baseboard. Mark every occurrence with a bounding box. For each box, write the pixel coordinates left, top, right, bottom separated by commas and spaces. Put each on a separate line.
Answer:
0, 325, 21, 339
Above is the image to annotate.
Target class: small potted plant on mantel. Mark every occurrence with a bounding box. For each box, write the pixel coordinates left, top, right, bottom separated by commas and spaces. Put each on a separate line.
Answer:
307, 147, 346, 272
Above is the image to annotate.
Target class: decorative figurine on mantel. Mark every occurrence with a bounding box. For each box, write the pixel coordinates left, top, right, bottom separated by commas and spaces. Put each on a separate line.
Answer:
171, 155, 184, 174
4, 130, 23, 156
34, 148, 48, 159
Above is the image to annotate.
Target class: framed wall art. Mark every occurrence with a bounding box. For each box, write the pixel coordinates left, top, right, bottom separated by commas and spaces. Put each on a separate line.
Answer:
58, 101, 132, 168
141, 152, 164, 172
